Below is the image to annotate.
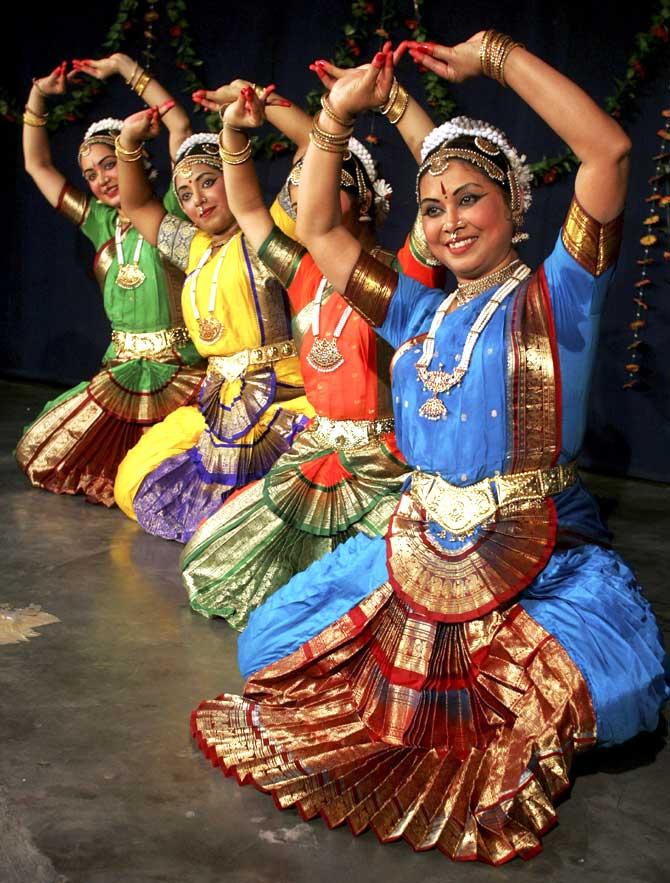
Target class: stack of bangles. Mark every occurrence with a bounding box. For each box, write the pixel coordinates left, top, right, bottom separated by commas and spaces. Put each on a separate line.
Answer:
379, 78, 409, 125
479, 30, 524, 86
23, 104, 48, 127
115, 135, 144, 163
218, 128, 252, 165
125, 64, 152, 98
310, 113, 353, 153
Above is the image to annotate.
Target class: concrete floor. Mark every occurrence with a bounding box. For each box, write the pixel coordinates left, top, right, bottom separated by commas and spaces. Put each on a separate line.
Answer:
1, 377, 668, 883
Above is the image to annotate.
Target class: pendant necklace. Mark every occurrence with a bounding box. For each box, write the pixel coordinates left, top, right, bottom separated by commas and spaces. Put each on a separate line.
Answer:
416, 260, 530, 421
187, 234, 236, 344
115, 219, 146, 289
306, 276, 353, 372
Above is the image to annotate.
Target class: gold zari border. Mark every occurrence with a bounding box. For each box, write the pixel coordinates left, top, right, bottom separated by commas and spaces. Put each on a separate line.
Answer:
561, 195, 623, 277
343, 250, 398, 327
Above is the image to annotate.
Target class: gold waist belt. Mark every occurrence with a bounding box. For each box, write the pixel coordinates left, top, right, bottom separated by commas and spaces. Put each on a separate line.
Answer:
310, 415, 395, 451
111, 326, 191, 360
207, 339, 297, 382
410, 461, 578, 538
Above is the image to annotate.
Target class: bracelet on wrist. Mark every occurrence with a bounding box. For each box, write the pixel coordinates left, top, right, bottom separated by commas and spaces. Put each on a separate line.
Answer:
23, 109, 48, 127
217, 128, 252, 165
114, 134, 145, 162
479, 30, 523, 87
379, 79, 409, 125
31, 78, 49, 99
320, 95, 355, 129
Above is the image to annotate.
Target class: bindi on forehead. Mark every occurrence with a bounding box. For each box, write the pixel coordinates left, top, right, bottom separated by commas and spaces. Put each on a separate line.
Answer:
440, 180, 448, 196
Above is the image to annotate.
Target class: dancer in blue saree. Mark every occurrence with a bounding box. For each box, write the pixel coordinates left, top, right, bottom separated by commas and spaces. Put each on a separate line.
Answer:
192, 32, 668, 864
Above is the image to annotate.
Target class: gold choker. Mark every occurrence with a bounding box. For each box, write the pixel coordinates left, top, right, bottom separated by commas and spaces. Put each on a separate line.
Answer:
455, 259, 521, 306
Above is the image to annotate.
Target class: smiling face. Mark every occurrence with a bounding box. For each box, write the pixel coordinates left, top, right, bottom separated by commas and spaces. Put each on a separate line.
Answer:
419, 159, 515, 283
174, 163, 234, 235
80, 142, 121, 208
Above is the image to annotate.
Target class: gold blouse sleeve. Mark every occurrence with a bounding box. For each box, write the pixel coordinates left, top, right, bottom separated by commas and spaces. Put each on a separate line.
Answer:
343, 249, 399, 327
257, 226, 305, 288
561, 195, 623, 277
157, 213, 197, 272
56, 183, 90, 226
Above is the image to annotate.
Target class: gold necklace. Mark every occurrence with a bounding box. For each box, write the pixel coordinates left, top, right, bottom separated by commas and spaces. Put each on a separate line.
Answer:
453, 259, 522, 307
416, 262, 531, 421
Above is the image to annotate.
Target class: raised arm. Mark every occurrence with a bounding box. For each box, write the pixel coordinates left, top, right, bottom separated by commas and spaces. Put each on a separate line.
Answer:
193, 80, 311, 151
23, 63, 78, 207
406, 32, 630, 222
218, 86, 281, 252
115, 105, 172, 245
310, 44, 434, 162
296, 54, 394, 294
74, 53, 192, 161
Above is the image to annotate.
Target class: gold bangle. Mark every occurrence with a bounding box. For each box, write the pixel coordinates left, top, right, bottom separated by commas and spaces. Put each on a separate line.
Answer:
133, 71, 152, 97
380, 80, 408, 125
217, 128, 252, 164
23, 111, 47, 127
31, 78, 49, 99
320, 95, 355, 128
309, 123, 350, 153
312, 112, 353, 142
24, 103, 48, 119
479, 30, 523, 87
114, 134, 145, 162
125, 62, 139, 86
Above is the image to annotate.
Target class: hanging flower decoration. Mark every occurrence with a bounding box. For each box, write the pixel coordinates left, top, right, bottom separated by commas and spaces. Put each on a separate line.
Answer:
622, 104, 670, 390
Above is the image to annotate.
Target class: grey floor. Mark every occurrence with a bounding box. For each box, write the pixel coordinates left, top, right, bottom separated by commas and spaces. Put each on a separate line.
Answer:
1, 377, 668, 883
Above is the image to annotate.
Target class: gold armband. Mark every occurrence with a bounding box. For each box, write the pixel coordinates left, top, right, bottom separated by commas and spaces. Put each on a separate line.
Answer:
343, 250, 398, 327
561, 195, 623, 277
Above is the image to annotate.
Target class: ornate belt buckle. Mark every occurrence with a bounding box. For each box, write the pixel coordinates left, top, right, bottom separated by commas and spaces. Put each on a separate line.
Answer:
412, 472, 498, 537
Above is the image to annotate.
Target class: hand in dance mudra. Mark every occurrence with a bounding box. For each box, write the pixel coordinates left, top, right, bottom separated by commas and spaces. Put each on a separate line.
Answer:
32, 61, 82, 97
310, 49, 395, 120
222, 84, 279, 130
120, 101, 175, 145
192, 81, 291, 114
394, 33, 486, 82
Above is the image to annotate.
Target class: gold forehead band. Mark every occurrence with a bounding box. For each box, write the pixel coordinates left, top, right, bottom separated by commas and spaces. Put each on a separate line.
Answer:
173, 153, 223, 182
78, 134, 117, 161
288, 156, 356, 192
421, 145, 506, 184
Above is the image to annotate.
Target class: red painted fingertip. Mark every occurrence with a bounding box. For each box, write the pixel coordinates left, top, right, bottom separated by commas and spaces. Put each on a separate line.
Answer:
279, 100, 292, 107
418, 42, 436, 54
372, 52, 385, 69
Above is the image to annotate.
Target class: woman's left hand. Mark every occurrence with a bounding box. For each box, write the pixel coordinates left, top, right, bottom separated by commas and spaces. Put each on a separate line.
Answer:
396, 32, 485, 82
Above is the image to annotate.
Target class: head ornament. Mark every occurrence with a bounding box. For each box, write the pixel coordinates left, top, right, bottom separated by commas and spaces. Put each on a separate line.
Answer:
418, 116, 532, 222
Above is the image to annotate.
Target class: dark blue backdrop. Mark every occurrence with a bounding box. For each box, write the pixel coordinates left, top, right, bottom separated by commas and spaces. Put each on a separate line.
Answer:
4, 1, 669, 481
